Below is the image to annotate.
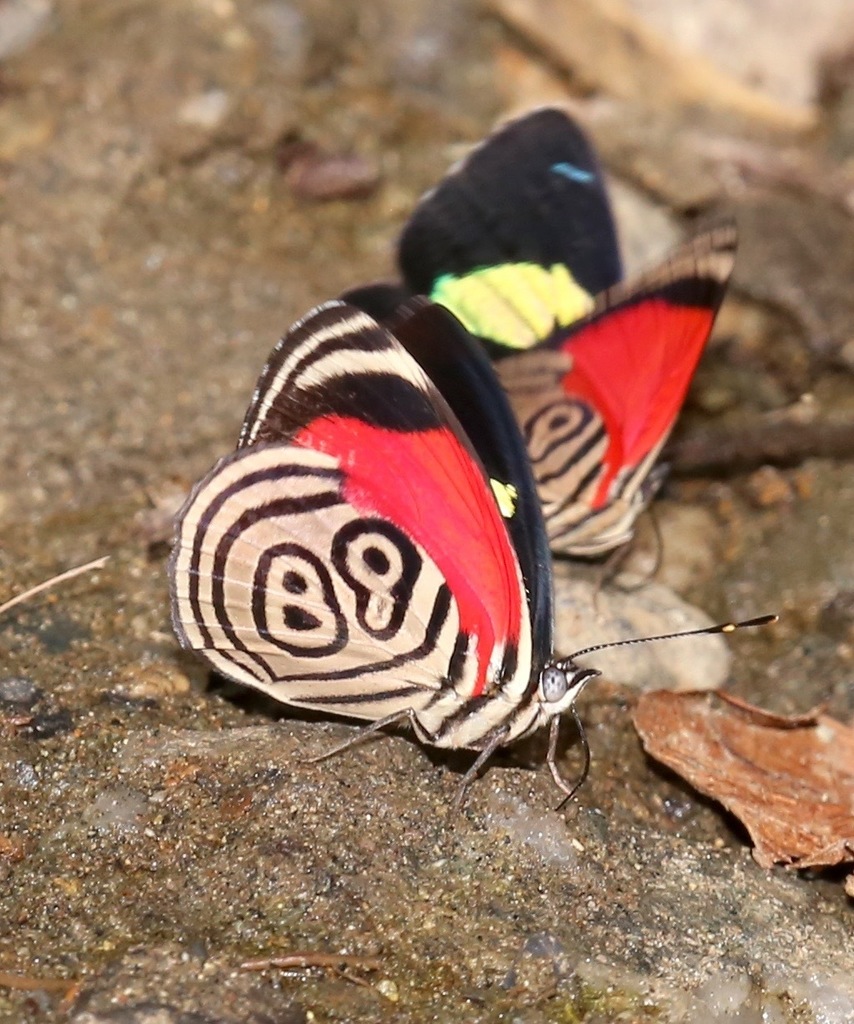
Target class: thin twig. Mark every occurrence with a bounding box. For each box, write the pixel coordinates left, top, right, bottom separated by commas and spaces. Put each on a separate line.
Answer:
240, 952, 382, 972
0, 970, 76, 993
334, 967, 376, 989
0, 556, 109, 617
666, 418, 854, 476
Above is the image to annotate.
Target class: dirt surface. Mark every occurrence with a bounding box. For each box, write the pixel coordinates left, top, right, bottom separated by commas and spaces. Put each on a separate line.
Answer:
1, 1, 853, 1021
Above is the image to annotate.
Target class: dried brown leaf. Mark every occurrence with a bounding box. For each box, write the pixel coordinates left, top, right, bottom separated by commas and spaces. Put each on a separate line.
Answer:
633, 690, 854, 870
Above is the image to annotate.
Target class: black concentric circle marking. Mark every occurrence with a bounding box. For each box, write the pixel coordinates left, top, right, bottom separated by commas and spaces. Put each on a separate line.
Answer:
332, 518, 421, 641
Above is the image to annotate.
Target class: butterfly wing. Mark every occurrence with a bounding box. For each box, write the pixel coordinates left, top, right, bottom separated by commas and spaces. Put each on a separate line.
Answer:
171, 302, 551, 749
498, 225, 737, 555
398, 107, 622, 353
339, 282, 412, 327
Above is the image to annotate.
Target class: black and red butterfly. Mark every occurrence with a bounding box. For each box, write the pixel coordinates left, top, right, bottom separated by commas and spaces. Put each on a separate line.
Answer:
170, 301, 600, 804
345, 107, 737, 557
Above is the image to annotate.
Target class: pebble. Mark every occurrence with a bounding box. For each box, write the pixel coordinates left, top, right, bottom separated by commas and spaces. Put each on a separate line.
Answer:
81, 787, 148, 837
744, 465, 794, 508
133, 481, 188, 548
553, 574, 732, 691
0, 675, 41, 707
0, 102, 56, 161
250, 2, 309, 75
282, 145, 381, 202
486, 792, 580, 867
0, 833, 27, 863
0, 0, 53, 60
177, 89, 231, 130
23, 708, 74, 739
692, 382, 739, 415
818, 590, 854, 642
111, 662, 193, 700
616, 502, 721, 595
376, 978, 399, 1002
691, 971, 762, 1020
838, 337, 854, 372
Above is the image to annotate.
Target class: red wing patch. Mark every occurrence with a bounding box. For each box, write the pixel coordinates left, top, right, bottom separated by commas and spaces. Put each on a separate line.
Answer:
561, 299, 716, 505
295, 415, 524, 696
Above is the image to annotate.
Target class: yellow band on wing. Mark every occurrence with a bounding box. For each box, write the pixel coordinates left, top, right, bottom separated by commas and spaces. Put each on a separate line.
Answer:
431, 263, 594, 350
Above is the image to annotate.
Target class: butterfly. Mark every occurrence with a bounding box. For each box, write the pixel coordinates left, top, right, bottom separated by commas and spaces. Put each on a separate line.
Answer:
169, 300, 774, 803
344, 107, 737, 557
170, 300, 600, 806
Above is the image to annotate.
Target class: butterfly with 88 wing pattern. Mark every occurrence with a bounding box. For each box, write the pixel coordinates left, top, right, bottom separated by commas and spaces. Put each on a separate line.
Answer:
344, 107, 737, 557
170, 300, 601, 805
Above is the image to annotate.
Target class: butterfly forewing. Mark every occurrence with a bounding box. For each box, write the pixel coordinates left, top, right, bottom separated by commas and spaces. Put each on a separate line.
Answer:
239, 305, 441, 450
378, 298, 555, 670
171, 302, 548, 749
399, 107, 622, 351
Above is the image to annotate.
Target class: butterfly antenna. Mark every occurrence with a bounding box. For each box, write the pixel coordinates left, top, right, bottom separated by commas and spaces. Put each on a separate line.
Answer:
559, 613, 777, 667
549, 613, 776, 808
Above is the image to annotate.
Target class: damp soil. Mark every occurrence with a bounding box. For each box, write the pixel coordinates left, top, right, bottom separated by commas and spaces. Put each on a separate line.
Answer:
1, 2, 853, 1022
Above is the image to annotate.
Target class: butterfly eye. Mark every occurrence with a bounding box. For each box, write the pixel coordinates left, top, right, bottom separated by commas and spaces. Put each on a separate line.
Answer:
332, 518, 420, 640
540, 665, 569, 704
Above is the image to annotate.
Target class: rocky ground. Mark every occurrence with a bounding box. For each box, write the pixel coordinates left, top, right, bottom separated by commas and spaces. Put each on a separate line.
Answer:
1, 1, 853, 1021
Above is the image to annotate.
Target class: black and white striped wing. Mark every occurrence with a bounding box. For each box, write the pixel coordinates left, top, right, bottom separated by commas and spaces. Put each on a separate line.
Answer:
170, 303, 540, 749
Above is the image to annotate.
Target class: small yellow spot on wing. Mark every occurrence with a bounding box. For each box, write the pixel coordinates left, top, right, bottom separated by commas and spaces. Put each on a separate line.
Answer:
490, 479, 518, 518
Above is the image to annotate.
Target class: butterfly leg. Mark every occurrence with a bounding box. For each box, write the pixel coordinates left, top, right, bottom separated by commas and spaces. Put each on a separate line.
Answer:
453, 727, 510, 810
303, 709, 418, 765
594, 505, 664, 600
592, 537, 635, 606
548, 708, 591, 810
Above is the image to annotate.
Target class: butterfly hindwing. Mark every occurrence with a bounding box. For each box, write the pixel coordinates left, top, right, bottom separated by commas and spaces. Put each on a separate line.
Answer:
171, 302, 553, 749
497, 224, 737, 555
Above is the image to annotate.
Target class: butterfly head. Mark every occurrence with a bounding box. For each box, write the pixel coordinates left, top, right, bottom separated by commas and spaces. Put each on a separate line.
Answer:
537, 660, 600, 717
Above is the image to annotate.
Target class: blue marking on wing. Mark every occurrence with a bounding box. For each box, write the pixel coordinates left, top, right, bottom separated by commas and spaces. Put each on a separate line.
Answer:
550, 161, 596, 185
